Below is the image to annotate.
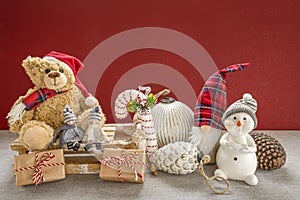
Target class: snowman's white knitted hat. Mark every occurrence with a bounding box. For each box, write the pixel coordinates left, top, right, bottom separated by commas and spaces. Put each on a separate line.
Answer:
64, 105, 77, 123
222, 93, 258, 128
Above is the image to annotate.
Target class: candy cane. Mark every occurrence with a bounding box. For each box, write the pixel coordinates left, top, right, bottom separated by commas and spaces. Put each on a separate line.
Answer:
137, 109, 159, 175
114, 89, 148, 119
114, 89, 158, 173
137, 109, 158, 159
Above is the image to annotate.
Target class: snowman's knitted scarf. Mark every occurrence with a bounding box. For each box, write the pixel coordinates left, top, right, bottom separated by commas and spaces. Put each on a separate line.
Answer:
7, 88, 67, 124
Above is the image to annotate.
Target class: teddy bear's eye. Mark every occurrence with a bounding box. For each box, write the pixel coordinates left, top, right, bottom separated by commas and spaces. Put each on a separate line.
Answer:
59, 69, 64, 73
45, 69, 51, 74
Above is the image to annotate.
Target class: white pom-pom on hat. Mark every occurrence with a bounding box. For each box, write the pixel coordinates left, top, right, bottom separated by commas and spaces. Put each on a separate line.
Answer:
222, 93, 258, 128
85, 95, 97, 107
243, 93, 252, 101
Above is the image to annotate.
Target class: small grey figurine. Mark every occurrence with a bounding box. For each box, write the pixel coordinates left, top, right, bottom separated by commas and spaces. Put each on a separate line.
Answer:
51, 105, 84, 151
83, 105, 109, 151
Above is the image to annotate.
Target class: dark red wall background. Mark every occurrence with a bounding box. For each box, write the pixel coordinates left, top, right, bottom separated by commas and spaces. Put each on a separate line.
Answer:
1, 0, 299, 130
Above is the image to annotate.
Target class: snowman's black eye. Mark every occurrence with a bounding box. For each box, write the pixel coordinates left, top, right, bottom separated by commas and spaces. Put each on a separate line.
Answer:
233, 116, 237, 121
243, 117, 247, 122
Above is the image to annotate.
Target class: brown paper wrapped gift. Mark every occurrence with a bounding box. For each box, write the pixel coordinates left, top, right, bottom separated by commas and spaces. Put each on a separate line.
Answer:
99, 148, 146, 183
13, 149, 65, 186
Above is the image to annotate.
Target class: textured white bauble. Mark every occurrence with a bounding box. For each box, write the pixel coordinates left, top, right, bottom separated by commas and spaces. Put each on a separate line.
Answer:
151, 97, 194, 147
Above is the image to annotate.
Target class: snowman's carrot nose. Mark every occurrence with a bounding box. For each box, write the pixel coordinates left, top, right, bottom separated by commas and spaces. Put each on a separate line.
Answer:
237, 120, 242, 127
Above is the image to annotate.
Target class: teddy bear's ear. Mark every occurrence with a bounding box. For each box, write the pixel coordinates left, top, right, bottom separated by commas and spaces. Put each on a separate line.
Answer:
21, 56, 47, 86
22, 56, 42, 71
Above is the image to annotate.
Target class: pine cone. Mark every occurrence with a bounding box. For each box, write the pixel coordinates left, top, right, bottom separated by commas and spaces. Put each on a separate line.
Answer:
150, 142, 199, 174
250, 132, 286, 170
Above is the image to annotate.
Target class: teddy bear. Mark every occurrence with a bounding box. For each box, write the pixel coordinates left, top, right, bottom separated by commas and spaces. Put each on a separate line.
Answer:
6, 51, 105, 151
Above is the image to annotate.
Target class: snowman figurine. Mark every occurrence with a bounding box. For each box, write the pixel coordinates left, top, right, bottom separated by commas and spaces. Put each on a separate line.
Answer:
215, 93, 258, 185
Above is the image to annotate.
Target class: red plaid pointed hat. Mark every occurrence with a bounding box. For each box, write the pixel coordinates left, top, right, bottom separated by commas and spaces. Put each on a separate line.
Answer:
193, 63, 250, 130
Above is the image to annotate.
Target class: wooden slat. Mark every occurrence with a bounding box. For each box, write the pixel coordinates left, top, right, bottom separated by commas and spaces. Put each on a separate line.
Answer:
64, 150, 102, 174
9, 123, 136, 175
65, 163, 100, 174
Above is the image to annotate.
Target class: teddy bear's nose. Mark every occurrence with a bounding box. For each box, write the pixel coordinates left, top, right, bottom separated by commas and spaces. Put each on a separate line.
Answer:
48, 72, 60, 79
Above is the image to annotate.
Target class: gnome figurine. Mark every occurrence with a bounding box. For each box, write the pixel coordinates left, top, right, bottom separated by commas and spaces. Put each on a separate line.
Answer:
83, 106, 109, 152
51, 105, 84, 151
215, 93, 258, 185
190, 63, 250, 163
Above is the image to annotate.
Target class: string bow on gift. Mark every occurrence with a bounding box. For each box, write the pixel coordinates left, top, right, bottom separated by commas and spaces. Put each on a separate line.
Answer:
99, 150, 145, 182
14, 152, 65, 185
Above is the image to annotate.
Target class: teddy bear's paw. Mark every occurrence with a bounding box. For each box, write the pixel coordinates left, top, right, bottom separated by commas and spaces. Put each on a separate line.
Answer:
21, 127, 52, 151
19, 121, 53, 151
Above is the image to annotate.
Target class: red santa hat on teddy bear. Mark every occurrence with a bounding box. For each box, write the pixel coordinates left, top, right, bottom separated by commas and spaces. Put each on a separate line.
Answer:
43, 51, 97, 106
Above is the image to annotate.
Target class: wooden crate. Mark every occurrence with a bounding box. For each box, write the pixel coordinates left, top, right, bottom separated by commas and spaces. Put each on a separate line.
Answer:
10, 124, 136, 174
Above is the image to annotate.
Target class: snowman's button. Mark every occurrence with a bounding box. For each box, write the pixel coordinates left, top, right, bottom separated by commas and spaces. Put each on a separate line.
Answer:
234, 157, 238, 161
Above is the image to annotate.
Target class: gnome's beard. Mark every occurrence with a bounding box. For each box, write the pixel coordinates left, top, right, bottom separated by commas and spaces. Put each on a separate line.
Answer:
189, 126, 223, 155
